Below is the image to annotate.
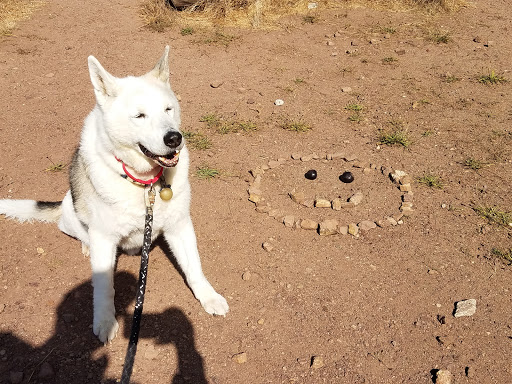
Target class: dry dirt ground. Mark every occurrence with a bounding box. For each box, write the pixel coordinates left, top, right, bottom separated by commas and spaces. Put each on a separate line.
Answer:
1, 1, 512, 383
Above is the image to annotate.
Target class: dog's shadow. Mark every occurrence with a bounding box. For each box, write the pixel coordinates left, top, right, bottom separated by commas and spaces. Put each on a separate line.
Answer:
0, 271, 208, 384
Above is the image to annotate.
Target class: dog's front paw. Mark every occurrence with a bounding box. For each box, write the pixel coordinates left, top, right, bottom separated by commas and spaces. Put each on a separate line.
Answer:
198, 290, 229, 316
93, 314, 119, 344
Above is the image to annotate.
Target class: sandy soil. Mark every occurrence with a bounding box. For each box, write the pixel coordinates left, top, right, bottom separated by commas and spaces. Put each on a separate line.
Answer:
0, 0, 511, 383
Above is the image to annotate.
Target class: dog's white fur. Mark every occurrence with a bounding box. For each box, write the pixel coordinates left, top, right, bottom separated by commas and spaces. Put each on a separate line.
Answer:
0, 47, 228, 343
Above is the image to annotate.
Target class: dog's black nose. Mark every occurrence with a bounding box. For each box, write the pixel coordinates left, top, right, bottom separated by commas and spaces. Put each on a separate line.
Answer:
163, 131, 182, 148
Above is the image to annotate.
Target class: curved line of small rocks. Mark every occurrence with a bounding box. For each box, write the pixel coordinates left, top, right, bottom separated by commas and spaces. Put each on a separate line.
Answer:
247, 152, 415, 237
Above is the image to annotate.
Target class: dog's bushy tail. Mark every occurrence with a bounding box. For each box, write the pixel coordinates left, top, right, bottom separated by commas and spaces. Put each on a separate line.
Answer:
0, 200, 62, 223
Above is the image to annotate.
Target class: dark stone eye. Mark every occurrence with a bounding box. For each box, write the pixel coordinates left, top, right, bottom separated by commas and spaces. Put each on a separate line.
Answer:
135, 113, 146, 119
305, 170, 317, 180
339, 171, 354, 183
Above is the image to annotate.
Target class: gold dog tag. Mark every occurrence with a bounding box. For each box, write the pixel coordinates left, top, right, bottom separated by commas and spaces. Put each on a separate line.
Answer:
159, 187, 173, 201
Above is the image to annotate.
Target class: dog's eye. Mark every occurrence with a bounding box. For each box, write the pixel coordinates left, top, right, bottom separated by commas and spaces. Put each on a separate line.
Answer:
165, 107, 173, 113
134, 113, 146, 119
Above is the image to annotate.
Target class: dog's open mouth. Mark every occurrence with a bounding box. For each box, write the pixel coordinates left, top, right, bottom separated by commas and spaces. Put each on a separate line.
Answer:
139, 144, 180, 168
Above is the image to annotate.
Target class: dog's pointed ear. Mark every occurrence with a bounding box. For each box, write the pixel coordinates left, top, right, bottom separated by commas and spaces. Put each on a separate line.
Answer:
88, 56, 118, 105
148, 45, 170, 84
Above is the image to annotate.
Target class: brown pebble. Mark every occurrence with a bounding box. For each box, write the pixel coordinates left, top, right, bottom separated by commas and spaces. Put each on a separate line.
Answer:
435, 369, 453, 384
348, 223, 359, 236
301, 219, 318, 230
338, 225, 348, 235
283, 215, 295, 228
310, 355, 325, 369
232, 352, 247, 364
315, 198, 331, 208
242, 271, 251, 281
319, 219, 339, 236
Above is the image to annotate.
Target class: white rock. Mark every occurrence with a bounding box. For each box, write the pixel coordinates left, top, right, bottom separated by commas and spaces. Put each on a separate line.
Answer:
274, 99, 284, 106
454, 299, 477, 317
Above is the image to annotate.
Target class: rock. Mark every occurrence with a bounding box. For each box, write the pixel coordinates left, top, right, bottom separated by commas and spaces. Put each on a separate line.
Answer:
36, 247, 45, 254
473, 36, 483, 43
300, 154, 314, 162
250, 167, 264, 177
391, 170, 407, 183
348, 191, 363, 205
341, 86, 352, 93
325, 153, 333, 160
319, 219, 339, 236
247, 98, 255, 104
257, 318, 265, 325
386, 216, 398, 226
399, 175, 412, 185
248, 194, 263, 204
338, 225, 348, 235
315, 198, 331, 208
363, 168, 372, 175
331, 152, 345, 159
302, 199, 315, 208
255, 204, 271, 213
274, 99, 284, 106
268, 160, 280, 169
210, 81, 224, 88
38, 362, 54, 379
289, 191, 305, 204
344, 154, 357, 161
358, 220, 377, 231
283, 215, 295, 228
402, 193, 413, 202
268, 209, 283, 221
310, 355, 324, 369
340, 202, 356, 209
348, 223, 359, 236
401, 206, 415, 216
375, 218, 390, 228
301, 219, 318, 230
399, 183, 412, 192
331, 198, 343, 211
262, 242, 274, 252
395, 48, 406, 55
242, 271, 251, 281
10, 371, 23, 384
232, 352, 247, 364
326, 40, 335, 46
435, 369, 453, 384
454, 299, 477, 317
291, 153, 301, 160
248, 185, 262, 195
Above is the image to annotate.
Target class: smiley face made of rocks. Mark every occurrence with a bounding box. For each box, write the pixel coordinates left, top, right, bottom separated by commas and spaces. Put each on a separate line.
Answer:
247, 152, 414, 237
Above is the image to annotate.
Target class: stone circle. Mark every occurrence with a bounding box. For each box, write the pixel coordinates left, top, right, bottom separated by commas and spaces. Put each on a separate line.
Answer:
247, 152, 415, 237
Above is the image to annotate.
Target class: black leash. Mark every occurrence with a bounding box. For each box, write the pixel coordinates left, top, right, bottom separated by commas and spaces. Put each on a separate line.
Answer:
120, 185, 156, 384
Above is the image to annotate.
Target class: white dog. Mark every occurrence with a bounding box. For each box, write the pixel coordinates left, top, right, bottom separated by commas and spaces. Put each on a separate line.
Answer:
0, 46, 229, 343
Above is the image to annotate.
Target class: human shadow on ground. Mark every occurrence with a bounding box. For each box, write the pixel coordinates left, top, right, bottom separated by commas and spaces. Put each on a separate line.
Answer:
0, 271, 207, 384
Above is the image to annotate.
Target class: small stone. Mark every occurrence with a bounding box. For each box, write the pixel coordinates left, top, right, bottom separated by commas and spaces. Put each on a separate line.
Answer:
305, 169, 317, 180
399, 183, 412, 192
399, 175, 412, 185
301, 219, 318, 230
454, 299, 477, 317
326, 40, 335, 46
348, 191, 363, 205
344, 154, 357, 161
348, 223, 359, 236
395, 48, 406, 55
401, 202, 413, 209
402, 194, 413, 202
242, 271, 251, 281
319, 219, 339, 236
435, 369, 453, 384
232, 352, 247, 364
255, 204, 271, 213
325, 153, 333, 160
45, 73, 55, 78
340, 171, 354, 183
252, 175, 262, 185
341, 86, 352, 93
38, 362, 54, 379
315, 198, 331, 208
300, 154, 314, 162
308, 2, 318, 9
274, 99, 284, 106
257, 318, 265, 325
338, 225, 348, 235
391, 170, 407, 183
210, 81, 224, 88
250, 167, 264, 177
247, 98, 255, 104
291, 153, 301, 160
302, 199, 315, 208
340, 202, 356, 209
331, 152, 345, 159
363, 168, 372, 175
386, 216, 398, 226
352, 161, 366, 168
376, 218, 391, 228
268, 209, 283, 221
248, 185, 262, 195
36, 247, 45, 254
331, 198, 343, 211
401, 206, 415, 216
473, 36, 483, 43
392, 212, 404, 222
262, 242, 274, 252
248, 194, 262, 203
268, 160, 280, 168
358, 220, 377, 231
310, 355, 324, 369
283, 215, 295, 228
10, 372, 23, 384
289, 191, 305, 204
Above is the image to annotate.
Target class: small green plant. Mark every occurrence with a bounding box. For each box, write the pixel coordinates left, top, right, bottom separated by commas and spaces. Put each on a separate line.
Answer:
474, 206, 512, 227
345, 104, 364, 112
464, 157, 486, 170
442, 74, 460, 83
380, 26, 396, 34
45, 157, 67, 172
196, 166, 220, 180
281, 119, 312, 132
379, 122, 410, 147
293, 78, 305, 84
348, 114, 363, 123
200, 113, 221, 128
478, 70, 507, 85
422, 130, 434, 137
180, 27, 194, 36
182, 131, 212, 150
429, 32, 451, 44
200, 114, 257, 134
491, 248, 512, 265
382, 57, 398, 64
417, 174, 443, 189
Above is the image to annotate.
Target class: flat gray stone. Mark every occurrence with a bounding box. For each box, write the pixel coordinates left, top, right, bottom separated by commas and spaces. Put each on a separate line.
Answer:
454, 299, 477, 317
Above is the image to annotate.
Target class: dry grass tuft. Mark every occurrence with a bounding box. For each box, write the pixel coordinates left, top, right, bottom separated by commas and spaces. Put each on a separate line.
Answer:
0, 0, 45, 36
139, 0, 467, 31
